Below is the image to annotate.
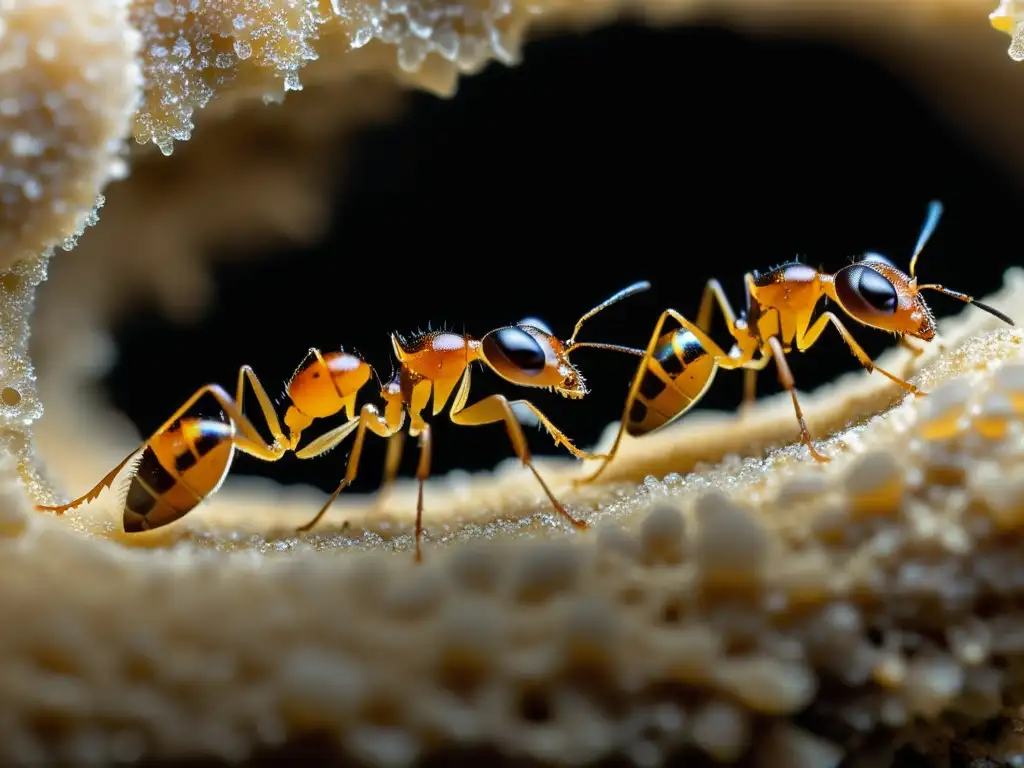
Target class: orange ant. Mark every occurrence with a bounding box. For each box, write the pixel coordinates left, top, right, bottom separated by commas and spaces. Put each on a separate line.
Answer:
291, 280, 650, 560
35, 348, 382, 532
576, 200, 1015, 484
35, 282, 648, 558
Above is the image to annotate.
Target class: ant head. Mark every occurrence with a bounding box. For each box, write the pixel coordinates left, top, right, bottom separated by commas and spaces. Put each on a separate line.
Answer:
829, 201, 1015, 339
830, 257, 937, 340
478, 281, 651, 399
480, 322, 587, 398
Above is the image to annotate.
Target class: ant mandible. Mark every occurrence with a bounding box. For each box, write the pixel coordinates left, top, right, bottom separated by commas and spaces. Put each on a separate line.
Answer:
576, 200, 1015, 485
35, 347, 383, 532
291, 280, 650, 561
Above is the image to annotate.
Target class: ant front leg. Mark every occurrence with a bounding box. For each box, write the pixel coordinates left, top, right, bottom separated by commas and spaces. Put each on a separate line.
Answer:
897, 335, 937, 382
799, 312, 923, 399
765, 337, 830, 463
36, 384, 286, 515
294, 404, 393, 533
899, 337, 925, 359
448, 367, 588, 530
509, 401, 607, 461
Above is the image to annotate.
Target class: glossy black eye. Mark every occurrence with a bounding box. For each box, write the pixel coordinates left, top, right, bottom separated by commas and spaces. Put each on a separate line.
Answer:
517, 316, 553, 335
859, 251, 896, 268
483, 327, 547, 375
835, 264, 898, 316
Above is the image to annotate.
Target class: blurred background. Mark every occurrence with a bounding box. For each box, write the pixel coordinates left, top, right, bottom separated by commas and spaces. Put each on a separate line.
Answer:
38, 16, 1024, 498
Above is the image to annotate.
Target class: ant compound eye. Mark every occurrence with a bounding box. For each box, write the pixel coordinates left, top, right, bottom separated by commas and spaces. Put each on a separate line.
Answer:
517, 316, 553, 336
859, 252, 896, 268
836, 264, 898, 316
484, 327, 547, 375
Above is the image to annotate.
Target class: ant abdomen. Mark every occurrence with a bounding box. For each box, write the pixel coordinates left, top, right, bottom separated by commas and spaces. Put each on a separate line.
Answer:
626, 328, 718, 437
122, 417, 235, 533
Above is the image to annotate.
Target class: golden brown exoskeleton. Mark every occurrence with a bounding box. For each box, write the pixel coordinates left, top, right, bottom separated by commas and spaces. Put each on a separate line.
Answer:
35, 348, 380, 532
577, 200, 1016, 483
292, 281, 651, 560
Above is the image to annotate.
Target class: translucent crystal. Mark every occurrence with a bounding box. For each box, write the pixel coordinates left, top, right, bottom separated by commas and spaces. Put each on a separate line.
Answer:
132, 0, 325, 153
172, 37, 191, 58
397, 36, 428, 72
351, 27, 372, 49
433, 26, 459, 61
1011, 23, 1024, 61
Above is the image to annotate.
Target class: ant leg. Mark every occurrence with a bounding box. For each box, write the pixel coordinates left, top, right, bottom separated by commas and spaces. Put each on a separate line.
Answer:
294, 404, 392, 533
576, 308, 748, 487
36, 384, 285, 514
448, 366, 587, 530
739, 354, 772, 419
897, 336, 927, 378
696, 278, 741, 335
507, 400, 608, 461
765, 337, 831, 463
235, 365, 291, 449
412, 425, 432, 563
34, 448, 139, 514
899, 337, 924, 359
365, 431, 407, 516
743, 369, 757, 412
798, 312, 923, 398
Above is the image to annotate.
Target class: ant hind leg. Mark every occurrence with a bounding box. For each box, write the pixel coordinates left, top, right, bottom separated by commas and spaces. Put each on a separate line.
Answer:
36, 382, 285, 515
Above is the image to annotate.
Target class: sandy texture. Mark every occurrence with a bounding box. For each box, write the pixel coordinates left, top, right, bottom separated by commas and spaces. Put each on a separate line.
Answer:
0, 0, 140, 270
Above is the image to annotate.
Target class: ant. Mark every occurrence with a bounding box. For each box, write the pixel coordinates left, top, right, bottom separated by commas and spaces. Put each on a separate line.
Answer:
36, 282, 648, 559
576, 200, 1015, 485
35, 348, 383, 532
291, 280, 650, 560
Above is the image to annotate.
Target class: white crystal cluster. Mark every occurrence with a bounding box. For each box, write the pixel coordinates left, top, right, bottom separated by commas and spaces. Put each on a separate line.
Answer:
130, 0, 533, 155
991, 0, 1024, 60
0, 0, 139, 267
338, 0, 520, 74
132, 0, 325, 155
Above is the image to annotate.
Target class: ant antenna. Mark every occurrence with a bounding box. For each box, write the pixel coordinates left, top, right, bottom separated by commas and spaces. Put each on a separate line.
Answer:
567, 280, 651, 347
917, 284, 1015, 326
565, 341, 646, 357
909, 200, 943, 279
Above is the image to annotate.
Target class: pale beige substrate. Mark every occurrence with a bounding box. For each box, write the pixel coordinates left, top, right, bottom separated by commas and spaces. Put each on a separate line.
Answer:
0, 274, 1021, 765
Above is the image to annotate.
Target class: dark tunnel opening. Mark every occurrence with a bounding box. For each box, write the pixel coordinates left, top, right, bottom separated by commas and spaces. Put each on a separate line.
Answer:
105, 21, 1024, 495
